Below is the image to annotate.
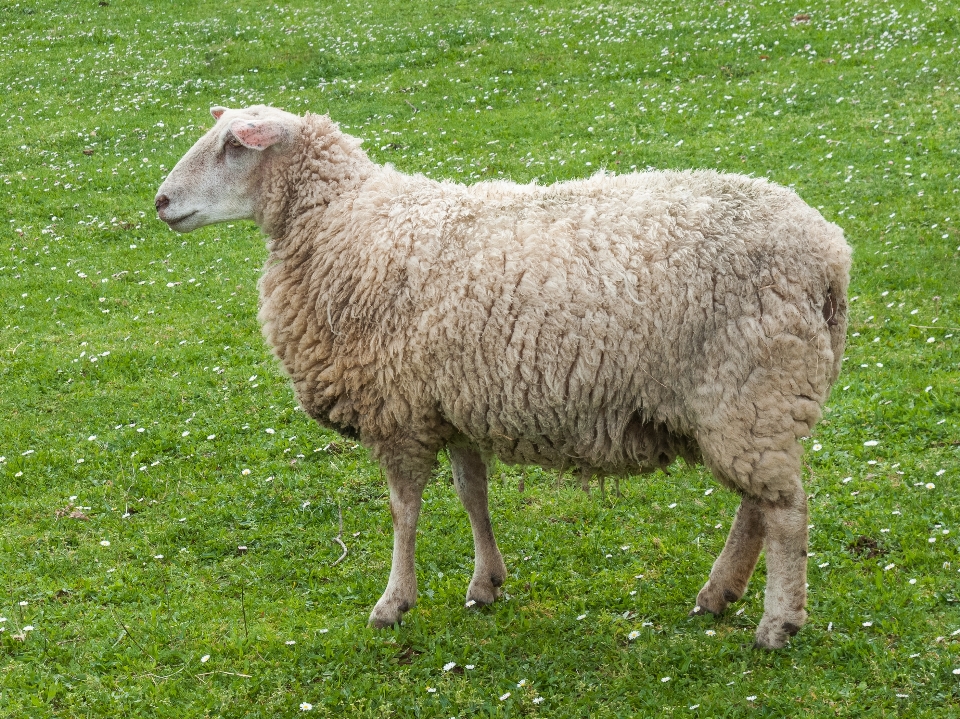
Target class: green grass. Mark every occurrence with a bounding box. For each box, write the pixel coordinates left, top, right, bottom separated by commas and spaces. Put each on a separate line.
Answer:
1, 0, 959, 715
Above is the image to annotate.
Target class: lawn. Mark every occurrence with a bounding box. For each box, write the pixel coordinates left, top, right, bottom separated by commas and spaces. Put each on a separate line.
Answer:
1, 0, 959, 716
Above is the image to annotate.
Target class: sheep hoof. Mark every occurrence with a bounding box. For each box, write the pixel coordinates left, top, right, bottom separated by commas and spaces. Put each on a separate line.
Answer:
690, 581, 738, 616
368, 599, 412, 629
754, 612, 806, 649
466, 572, 506, 607
465, 586, 500, 607
368, 614, 401, 630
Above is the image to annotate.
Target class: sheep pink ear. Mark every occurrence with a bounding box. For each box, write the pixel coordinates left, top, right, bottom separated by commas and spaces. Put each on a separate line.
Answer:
229, 118, 287, 150
210, 106, 228, 120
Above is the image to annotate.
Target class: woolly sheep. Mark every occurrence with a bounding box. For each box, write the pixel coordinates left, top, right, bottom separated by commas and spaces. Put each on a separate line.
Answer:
155, 105, 851, 649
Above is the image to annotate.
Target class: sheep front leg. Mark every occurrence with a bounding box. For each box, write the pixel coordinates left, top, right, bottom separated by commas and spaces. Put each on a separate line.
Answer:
449, 445, 507, 607
369, 469, 429, 629
691, 496, 765, 616
754, 484, 808, 650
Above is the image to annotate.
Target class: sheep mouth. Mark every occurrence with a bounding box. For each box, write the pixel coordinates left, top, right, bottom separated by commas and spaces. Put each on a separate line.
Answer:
162, 210, 198, 228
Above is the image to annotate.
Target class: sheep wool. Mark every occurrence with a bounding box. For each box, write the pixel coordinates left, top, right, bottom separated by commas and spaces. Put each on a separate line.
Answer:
156, 105, 851, 650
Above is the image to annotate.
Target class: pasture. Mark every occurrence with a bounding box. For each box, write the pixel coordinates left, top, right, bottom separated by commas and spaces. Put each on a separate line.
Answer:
1, 0, 958, 715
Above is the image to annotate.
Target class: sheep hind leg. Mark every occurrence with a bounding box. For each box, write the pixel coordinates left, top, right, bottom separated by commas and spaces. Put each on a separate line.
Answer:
754, 482, 808, 650
449, 445, 507, 608
369, 467, 430, 629
690, 496, 764, 617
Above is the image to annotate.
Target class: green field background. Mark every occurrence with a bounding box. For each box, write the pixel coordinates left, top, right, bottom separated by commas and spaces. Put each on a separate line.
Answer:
1, 0, 958, 716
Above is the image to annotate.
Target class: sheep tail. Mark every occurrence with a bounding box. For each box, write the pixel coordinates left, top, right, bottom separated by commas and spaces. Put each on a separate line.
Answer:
821, 240, 851, 385
821, 290, 841, 329
819, 288, 844, 388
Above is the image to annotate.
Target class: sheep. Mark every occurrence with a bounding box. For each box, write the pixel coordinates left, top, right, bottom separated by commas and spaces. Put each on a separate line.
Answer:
155, 105, 851, 650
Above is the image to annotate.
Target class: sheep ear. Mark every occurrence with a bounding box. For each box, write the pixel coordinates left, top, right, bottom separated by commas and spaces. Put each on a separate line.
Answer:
229, 118, 287, 150
210, 106, 228, 120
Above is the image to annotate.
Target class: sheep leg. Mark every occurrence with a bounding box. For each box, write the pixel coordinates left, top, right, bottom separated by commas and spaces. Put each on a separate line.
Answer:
579, 468, 591, 494
449, 445, 507, 607
690, 496, 765, 616
754, 483, 808, 649
368, 469, 429, 629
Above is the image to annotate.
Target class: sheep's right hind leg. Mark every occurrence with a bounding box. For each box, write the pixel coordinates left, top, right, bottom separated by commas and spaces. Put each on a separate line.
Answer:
753, 483, 808, 649
690, 496, 765, 616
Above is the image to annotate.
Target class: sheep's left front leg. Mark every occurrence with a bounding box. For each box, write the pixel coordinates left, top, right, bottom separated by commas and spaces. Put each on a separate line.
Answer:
369, 468, 429, 629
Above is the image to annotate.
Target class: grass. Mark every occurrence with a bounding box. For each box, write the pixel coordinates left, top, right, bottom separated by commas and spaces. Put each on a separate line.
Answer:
1, 0, 959, 715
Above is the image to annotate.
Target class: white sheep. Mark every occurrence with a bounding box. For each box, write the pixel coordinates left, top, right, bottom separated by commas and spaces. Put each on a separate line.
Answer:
156, 105, 851, 649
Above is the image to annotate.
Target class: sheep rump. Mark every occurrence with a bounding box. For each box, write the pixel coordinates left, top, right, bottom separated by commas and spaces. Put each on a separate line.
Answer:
156, 106, 851, 650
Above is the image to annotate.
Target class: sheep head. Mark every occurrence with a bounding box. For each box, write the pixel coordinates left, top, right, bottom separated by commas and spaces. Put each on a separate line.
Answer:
155, 105, 301, 233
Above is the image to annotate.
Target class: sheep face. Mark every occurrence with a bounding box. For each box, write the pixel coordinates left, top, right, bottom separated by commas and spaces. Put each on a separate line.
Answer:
155, 105, 300, 232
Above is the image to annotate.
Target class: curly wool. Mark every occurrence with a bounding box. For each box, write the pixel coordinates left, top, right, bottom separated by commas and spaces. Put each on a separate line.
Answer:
256, 112, 850, 501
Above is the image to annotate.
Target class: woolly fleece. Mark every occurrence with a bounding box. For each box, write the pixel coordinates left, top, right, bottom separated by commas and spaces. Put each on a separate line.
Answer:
251, 112, 850, 502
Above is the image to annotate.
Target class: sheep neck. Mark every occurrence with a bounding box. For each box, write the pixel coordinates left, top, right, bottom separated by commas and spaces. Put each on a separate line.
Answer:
260, 114, 377, 240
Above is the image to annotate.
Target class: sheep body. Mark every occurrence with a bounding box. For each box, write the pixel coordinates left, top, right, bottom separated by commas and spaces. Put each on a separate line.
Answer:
157, 106, 851, 649
262, 154, 847, 500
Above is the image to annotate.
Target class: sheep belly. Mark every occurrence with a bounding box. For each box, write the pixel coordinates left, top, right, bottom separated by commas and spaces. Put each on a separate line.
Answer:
466, 408, 700, 473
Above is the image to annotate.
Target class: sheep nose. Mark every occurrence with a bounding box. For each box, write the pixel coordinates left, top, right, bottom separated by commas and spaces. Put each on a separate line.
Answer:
155, 194, 170, 213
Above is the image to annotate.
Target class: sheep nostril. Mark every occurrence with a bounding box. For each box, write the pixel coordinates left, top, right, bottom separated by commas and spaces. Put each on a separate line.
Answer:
155, 194, 170, 212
